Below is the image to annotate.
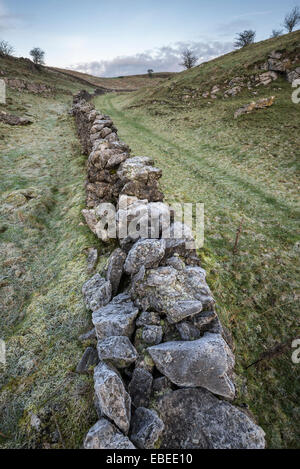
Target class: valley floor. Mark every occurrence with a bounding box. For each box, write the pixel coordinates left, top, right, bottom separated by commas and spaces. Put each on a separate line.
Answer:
94, 89, 300, 448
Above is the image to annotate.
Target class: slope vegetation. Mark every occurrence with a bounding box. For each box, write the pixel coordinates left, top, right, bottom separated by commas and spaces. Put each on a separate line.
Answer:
93, 31, 300, 448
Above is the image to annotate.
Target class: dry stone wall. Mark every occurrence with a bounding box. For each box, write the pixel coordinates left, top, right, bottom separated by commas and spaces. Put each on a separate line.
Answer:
71, 92, 266, 450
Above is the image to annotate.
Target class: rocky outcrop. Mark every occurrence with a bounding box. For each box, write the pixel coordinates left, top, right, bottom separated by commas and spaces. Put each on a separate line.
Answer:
201, 50, 300, 100
234, 96, 275, 119
3, 77, 71, 95
72, 96, 266, 449
0, 111, 32, 126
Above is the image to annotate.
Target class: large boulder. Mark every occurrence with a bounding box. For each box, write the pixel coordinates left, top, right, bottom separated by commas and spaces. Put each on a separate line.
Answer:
148, 333, 235, 399
130, 407, 164, 449
97, 336, 138, 368
124, 239, 166, 274
82, 274, 112, 312
94, 362, 131, 434
92, 300, 139, 341
131, 265, 214, 324
155, 388, 265, 449
84, 419, 136, 449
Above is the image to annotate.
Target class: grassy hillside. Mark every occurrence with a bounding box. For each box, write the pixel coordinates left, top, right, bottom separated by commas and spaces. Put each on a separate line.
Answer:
131, 30, 300, 105
51, 67, 174, 91
0, 31, 299, 448
0, 58, 111, 448
93, 32, 300, 448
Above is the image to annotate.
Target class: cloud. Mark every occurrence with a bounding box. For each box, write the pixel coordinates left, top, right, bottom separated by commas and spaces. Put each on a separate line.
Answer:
68, 40, 234, 77
0, 0, 22, 33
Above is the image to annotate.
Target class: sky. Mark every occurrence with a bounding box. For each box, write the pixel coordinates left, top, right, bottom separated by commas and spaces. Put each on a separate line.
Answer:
0, 0, 299, 76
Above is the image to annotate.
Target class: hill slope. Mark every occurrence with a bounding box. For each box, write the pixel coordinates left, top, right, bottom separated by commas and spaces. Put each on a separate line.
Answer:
51, 67, 174, 91
93, 31, 300, 448
0, 33, 299, 448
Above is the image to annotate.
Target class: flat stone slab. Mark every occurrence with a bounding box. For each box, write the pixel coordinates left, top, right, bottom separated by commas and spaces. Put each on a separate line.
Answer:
94, 362, 131, 434
92, 300, 139, 340
155, 388, 265, 449
76, 347, 99, 374
97, 336, 138, 368
106, 248, 127, 296
82, 274, 112, 312
148, 333, 235, 399
84, 419, 136, 449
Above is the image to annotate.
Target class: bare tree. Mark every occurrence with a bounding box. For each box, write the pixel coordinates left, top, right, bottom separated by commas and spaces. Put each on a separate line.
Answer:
283, 6, 300, 32
147, 69, 154, 78
30, 47, 45, 65
180, 48, 198, 69
0, 40, 14, 56
270, 29, 283, 38
234, 30, 256, 48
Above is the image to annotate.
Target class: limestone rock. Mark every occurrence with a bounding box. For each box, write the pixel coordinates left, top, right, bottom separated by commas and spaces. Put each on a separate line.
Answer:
92, 300, 139, 340
117, 199, 172, 247
176, 321, 201, 341
82, 274, 112, 312
136, 311, 161, 327
142, 325, 163, 345
287, 67, 300, 83
128, 368, 153, 408
124, 239, 166, 275
153, 376, 172, 393
131, 265, 214, 324
79, 328, 96, 343
97, 336, 138, 368
106, 248, 127, 296
148, 333, 235, 399
156, 388, 265, 449
234, 96, 275, 119
130, 407, 164, 449
94, 361, 131, 434
0, 111, 32, 126
84, 419, 136, 449
86, 247, 98, 273
76, 347, 99, 374
192, 309, 217, 331
117, 156, 162, 184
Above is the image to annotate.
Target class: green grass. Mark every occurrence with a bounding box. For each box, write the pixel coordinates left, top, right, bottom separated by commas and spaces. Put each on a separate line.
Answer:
0, 33, 299, 448
93, 57, 300, 448
0, 83, 111, 448
133, 30, 300, 106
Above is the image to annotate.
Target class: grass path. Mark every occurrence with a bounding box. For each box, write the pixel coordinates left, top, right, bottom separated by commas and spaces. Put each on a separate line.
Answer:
95, 91, 300, 448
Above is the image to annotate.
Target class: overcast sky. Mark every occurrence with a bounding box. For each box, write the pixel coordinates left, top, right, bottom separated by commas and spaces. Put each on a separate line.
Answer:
0, 0, 298, 76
